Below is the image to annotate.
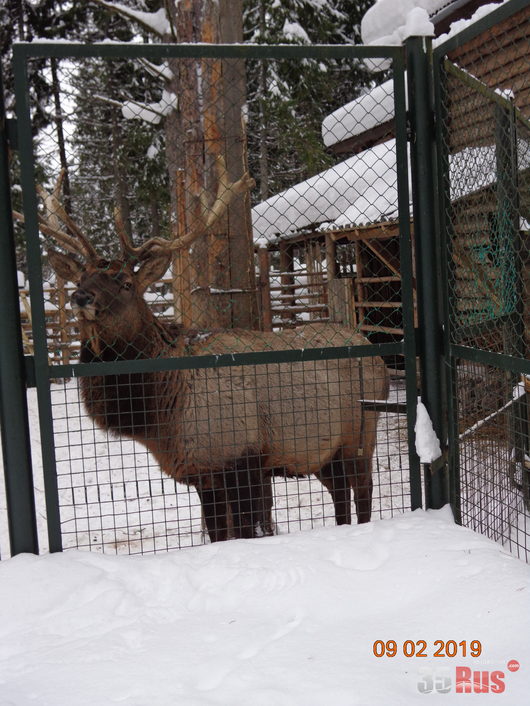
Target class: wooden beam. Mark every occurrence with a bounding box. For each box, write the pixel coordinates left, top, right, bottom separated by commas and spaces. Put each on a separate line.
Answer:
362, 238, 402, 278
329, 219, 412, 242
327, 119, 396, 156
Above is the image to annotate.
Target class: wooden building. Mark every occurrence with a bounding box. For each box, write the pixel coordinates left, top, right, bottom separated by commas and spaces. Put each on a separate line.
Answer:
253, 0, 530, 356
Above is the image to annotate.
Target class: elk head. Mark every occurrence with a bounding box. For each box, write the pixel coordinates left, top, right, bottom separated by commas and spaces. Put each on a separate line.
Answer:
48, 249, 171, 356
22, 158, 255, 355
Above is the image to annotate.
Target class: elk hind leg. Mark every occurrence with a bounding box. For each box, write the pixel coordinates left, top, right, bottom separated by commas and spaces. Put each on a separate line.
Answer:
253, 469, 275, 536
317, 449, 352, 525
349, 456, 373, 524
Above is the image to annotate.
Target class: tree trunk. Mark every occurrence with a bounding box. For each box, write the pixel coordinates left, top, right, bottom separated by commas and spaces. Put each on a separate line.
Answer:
111, 113, 132, 240
164, 0, 257, 330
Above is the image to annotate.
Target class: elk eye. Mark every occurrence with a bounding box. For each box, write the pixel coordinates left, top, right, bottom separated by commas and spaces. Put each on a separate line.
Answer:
121, 281, 132, 291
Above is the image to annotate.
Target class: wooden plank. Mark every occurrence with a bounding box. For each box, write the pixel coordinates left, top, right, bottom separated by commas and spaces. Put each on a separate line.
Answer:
359, 324, 405, 335
354, 241, 366, 330
357, 276, 401, 283
56, 275, 69, 366
279, 242, 295, 324
271, 304, 328, 313
330, 225, 401, 242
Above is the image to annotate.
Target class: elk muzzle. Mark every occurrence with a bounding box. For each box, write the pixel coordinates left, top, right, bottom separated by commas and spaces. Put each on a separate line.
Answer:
71, 288, 96, 320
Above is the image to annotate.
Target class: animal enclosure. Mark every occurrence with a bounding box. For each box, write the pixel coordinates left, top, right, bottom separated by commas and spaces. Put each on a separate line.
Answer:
2, 43, 419, 557
1, 0, 529, 563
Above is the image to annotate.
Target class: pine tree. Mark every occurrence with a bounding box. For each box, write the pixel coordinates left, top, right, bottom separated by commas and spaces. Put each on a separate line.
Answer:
244, 0, 375, 201
67, 12, 169, 256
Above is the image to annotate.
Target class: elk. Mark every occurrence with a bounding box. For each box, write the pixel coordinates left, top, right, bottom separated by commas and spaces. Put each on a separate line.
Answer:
32, 161, 388, 542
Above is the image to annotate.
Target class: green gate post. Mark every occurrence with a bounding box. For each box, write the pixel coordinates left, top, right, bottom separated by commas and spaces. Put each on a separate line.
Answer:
0, 64, 39, 556
406, 36, 449, 510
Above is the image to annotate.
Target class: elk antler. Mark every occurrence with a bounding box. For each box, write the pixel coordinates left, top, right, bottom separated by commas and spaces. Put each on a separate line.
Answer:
13, 168, 99, 261
13, 208, 91, 260
37, 188, 98, 261
115, 154, 255, 262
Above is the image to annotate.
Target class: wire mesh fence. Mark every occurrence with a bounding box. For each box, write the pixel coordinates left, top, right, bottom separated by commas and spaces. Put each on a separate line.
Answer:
45, 353, 408, 555
3, 44, 418, 556
436, 2, 530, 561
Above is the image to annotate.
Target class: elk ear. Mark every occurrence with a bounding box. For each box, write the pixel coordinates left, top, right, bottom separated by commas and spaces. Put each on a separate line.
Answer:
48, 248, 84, 283
135, 251, 172, 294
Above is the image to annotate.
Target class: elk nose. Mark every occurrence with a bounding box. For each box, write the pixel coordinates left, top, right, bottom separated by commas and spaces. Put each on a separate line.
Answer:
72, 289, 94, 309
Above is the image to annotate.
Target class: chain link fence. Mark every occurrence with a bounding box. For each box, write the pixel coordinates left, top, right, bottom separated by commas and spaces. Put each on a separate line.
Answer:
436, 1, 530, 561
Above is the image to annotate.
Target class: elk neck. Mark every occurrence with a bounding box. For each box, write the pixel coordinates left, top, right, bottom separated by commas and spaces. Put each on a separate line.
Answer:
78, 308, 186, 443
79, 302, 178, 364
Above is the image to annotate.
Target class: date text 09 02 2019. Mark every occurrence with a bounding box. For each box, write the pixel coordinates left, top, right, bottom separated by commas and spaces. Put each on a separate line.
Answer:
373, 639, 482, 658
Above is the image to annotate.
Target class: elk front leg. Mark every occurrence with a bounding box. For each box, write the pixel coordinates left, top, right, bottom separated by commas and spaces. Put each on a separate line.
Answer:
195, 474, 231, 542
225, 451, 267, 539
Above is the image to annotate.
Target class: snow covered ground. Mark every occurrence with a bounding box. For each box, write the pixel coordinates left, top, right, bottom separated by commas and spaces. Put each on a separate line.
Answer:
0, 508, 529, 705
0, 379, 529, 704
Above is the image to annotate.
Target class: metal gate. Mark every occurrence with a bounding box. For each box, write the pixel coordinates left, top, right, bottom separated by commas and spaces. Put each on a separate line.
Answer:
1, 40, 431, 558
434, 0, 530, 561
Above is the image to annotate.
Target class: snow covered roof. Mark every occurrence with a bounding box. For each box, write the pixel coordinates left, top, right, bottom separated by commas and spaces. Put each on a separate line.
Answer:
251, 137, 530, 244
362, 0, 448, 47
450, 140, 530, 203
251, 140, 407, 244
321, 78, 398, 149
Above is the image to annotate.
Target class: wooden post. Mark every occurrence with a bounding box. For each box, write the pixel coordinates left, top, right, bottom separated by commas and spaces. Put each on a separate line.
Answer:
306, 242, 322, 321
279, 242, 295, 326
328, 278, 356, 328
325, 234, 337, 280
354, 241, 366, 330
257, 247, 272, 331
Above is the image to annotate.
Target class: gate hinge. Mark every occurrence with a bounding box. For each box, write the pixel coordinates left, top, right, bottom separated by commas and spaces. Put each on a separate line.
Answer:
24, 356, 37, 388
5, 119, 18, 150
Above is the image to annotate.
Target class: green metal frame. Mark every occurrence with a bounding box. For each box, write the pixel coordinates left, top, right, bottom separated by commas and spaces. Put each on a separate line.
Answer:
406, 36, 449, 510
0, 63, 39, 556
5, 41, 420, 553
